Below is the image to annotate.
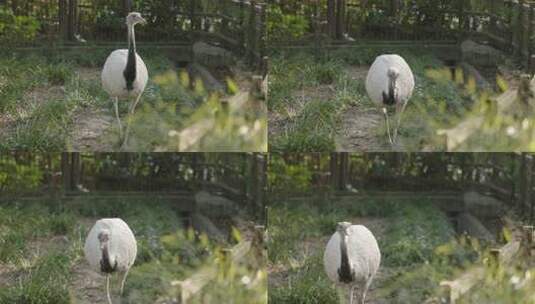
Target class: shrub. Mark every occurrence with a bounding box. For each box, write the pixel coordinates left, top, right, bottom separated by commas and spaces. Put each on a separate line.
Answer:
268, 6, 308, 42
0, 8, 40, 44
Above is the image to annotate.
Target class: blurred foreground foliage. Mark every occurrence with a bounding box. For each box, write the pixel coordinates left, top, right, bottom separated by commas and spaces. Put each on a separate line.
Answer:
0, 50, 266, 151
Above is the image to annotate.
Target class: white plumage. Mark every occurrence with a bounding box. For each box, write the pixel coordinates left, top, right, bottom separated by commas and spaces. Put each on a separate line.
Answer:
84, 218, 137, 304
101, 12, 148, 148
324, 222, 381, 304
366, 54, 415, 144
102, 50, 148, 99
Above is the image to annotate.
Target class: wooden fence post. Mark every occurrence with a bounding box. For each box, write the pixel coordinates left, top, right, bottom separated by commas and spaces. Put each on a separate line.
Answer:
259, 1, 267, 70
256, 154, 266, 221
336, 0, 345, 39
458, 0, 466, 41
59, 0, 67, 40
327, 0, 336, 38
520, 153, 528, 214
220, 0, 228, 35
490, 0, 498, 36
122, 0, 132, 16
520, 0, 531, 69
528, 155, 534, 223
330, 153, 339, 190
529, 4, 535, 73
190, 0, 197, 31
512, 0, 522, 59
504, 0, 514, 52
248, 0, 258, 66
339, 153, 348, 191
67, 0, 78, 41
239, 0, 245, 56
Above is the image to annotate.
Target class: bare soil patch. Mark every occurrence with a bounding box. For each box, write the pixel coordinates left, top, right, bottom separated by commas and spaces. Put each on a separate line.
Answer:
70, 108, 116, 151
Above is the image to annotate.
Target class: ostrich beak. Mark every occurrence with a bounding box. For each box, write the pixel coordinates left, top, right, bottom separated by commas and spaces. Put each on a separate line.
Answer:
140, 17, 147, 25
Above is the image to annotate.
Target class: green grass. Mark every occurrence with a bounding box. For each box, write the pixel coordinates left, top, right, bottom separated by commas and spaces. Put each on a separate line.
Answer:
0, 197, 266, 303
268, 48, 471, 152
267, 198, 475, 304
0, 49, 266, 151
0, 251, 74, 304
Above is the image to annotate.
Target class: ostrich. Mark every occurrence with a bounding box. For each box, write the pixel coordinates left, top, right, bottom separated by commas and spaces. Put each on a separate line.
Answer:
365, 54, 415, 144
101, 12, 148, 147
84, 218, 137, 304
324, 222, 381, 304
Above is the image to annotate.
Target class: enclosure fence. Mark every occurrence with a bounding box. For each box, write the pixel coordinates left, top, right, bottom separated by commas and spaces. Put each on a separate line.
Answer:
0, 153, 267, 218
1, 0, 267, 67
271, 0, 535, 70
270, 153, 535, 223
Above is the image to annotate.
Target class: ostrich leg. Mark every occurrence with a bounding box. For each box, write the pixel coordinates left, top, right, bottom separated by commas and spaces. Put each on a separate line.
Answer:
382, 108, 393, 144
114, 97, 123, 139
121, 93, 143, 150
349, 286, 354, 304
393, 101, 408, 143
362, 279, 373, 304
120, 268, 131, 295
128, 92, 143, 114
106, 274, 112, 304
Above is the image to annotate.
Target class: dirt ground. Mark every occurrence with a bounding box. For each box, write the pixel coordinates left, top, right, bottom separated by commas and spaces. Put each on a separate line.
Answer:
269, 64, 403, 151
0, 61, 262, 151
70, 67, 117, 151
269, 216, 391, 304
0, 216, 117, 303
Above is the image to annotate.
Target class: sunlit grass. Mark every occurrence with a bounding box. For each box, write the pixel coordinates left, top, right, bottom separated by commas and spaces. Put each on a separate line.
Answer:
0, 49, 266, 151
267, 198, 478, 304
268, 48, 478, 152
0, 198, 266, 303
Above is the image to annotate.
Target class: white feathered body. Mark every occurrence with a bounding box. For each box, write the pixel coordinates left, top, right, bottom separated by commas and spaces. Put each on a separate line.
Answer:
101, 49, 148, 98
323, 225, 381, 288
84, 218, 137, 273
365, 54, 415, 107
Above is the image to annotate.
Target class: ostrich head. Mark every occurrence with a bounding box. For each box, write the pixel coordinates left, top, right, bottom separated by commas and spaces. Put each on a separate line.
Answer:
336, 222, 352, 235
387, 67, 400, 80
126, 12, 147, 26
98, 230, 111, 250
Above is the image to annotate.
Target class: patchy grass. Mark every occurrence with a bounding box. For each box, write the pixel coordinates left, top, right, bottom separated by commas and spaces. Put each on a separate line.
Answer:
267, 197, 479, 304
0, 197, 266, 303
0, 49, 266, 152
268, 48, 471, 152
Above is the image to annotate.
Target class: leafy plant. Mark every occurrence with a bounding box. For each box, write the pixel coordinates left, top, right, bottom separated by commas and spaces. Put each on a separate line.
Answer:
0, 8, 40, 44
268, 6, 308, 42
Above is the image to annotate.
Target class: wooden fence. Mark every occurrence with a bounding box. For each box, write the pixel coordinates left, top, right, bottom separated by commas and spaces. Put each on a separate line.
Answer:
270, 153, 535, 224
0, 153, 267, 218
1, 0, 267, 67
271, 0, 535, 70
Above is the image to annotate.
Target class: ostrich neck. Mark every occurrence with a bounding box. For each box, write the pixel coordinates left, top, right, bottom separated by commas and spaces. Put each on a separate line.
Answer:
337, 231, 354, 283
389, 78, 396, 100
128, 24, 136, 52
100, 243, 117, 273
382, 76, 397, 106
124, 23, 137, 91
